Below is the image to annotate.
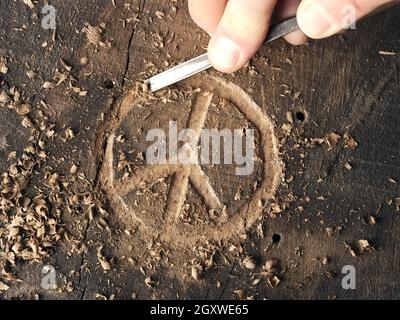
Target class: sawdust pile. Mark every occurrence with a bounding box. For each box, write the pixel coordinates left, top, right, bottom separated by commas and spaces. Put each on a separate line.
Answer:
0, 87, 101, 291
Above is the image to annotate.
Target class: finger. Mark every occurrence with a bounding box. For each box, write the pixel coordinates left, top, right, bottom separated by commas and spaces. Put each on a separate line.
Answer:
208, 0, 278, 73
274, 0, 302, 21
297, 0, 397, 39
285, 29, 309, 45
274, 0, 308, 45
188, 0, 227, 34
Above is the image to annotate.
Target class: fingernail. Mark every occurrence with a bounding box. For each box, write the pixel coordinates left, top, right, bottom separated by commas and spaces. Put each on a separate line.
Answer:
208, 36, 240, 71
298, 2, 337, 39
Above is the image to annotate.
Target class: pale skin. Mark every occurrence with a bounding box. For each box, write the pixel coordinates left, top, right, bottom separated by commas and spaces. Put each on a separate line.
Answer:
188, 0, 399, 73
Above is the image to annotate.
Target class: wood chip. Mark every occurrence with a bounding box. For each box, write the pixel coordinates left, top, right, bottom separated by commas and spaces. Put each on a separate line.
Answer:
70, 164, 78, 174
97, 247, 112, 271
0, 91, 12, 105
379, 50, 397, 56
267, 275, 281, 288
145, 277, 157, 287
344, 133, 358, 149
84, 24, 111, 48
326, 225, 343, 237
191, 264, 203, 280
15, 103, 32, 116
155, 11, 165, 19
363, 215, 377, 225
243, 256, 257, 270
0, 281, 9, 291
325, 132, 341, 149
23, 0, 35, 9
264, 259, 281, 276
0, 57, 8, 74
65, 128, 75, 140
357, 239, 374, 253
344, 162, 353, 171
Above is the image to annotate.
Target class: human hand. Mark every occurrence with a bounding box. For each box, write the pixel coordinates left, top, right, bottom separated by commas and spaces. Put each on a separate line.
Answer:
188, 0, 398, 73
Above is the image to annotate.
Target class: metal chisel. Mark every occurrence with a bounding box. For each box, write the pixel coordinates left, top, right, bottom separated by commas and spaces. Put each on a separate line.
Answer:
147, 17, 300, 92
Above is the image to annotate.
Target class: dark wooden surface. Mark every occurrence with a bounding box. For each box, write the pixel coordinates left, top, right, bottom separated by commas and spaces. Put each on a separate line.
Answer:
0, 0, 399, 300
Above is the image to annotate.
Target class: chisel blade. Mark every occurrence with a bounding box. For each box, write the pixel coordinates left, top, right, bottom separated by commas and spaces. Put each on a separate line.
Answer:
147, 17, 299, 92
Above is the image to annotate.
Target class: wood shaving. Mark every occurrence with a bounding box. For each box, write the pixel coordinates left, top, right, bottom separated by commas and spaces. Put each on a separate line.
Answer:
363, 215, 377, 225
65, 128, 75, 140
379, 50, 397, 56
344, 240, 374, 257
310, 132, 341, 150
26, 70, 36, 79
15, 103, 32, 116
0, 91, 12, 106
357, 240, 374, 253
344, 162, 353, 171
233, 289, 245, 300
243, 256, 257, 270
0, 281, 9, 291
0, 57, 8, 74
144, 277, 157, 287
326, 225, 343, 237
70, 164, 78, 175
264, 259, 282, 276
97, 247, 112, 271
155, 11, 165, 20
84, 24, 111, 49
267, 275, 281, 288
325, 132, 341, 150
344, 133, 358, 149
191, 264, 203, 280
22, 0, 35, 9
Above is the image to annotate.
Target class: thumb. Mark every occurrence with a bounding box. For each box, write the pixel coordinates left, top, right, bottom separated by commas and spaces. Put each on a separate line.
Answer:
208, 0, 277, 73
297, 0, 397, 39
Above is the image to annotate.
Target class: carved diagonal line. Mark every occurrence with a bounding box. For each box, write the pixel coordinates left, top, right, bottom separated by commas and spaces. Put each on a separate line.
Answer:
189, 165, 222, 210
186, 92, 214, 142
165, 167, 191, 224
115, 164, 175, 196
